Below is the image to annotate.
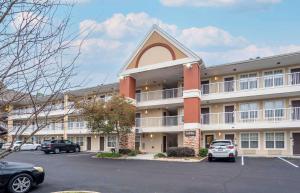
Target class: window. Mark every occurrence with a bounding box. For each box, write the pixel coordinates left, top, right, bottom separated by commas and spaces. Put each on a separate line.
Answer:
241, 133, 259, 148
265, 132, 284, 149
76, 137, 84, 146
67, 137, 74, 142
107, 135, 117, 148
264, 69, 284, 88
239, 103, 259, 122
264, 100, 285, 120
240, 73, 258, 90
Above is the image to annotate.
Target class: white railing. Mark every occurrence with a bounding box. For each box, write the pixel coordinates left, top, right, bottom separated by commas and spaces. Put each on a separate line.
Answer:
135, 115, 184, 128
200, 107, 300, 125
12, 103, 64, 115
201, 72, 300, 95
136, 87, 183, 103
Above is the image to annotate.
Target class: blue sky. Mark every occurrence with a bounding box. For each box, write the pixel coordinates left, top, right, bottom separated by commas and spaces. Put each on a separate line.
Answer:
68, 0, 300, 87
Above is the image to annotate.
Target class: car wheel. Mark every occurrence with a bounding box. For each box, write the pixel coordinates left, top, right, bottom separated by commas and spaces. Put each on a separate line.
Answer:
8, 173, 33, 193
54, 148, 60, 154
44, 151, 49, 154
36, 146, 41, 151
75, 147, 80, 152
231, 157, 236, 162
14, 147, 20, 152
208, 157, 213, 162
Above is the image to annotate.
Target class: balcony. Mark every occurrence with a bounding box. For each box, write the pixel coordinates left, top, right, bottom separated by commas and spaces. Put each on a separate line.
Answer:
135, 87, 183, 108
201, 72, 300, 102
135, 115, 184, 133
200, 107, 300, 130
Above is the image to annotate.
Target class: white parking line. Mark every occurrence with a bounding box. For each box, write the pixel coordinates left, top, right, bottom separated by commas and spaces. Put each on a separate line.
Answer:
241, 156, 244, 166
278, 157, 299, 168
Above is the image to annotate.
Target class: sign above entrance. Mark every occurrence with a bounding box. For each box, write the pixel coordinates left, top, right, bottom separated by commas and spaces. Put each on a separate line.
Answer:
185, 130, 196, 137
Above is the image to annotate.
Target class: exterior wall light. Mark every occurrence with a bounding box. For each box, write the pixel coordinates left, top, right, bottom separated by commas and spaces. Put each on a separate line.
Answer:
145, 86, 149, 91
218, 132, 222, 137
184, 63, 192, 69
150, 134, 153, 138
145, 110, 148, 114
214, 76, 218, 81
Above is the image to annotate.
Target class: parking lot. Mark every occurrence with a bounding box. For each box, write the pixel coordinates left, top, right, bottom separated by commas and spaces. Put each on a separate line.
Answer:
3, 151, 300, 193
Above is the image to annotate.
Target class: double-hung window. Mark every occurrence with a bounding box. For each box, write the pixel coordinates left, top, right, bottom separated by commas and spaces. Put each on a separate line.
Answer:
76, 137, 84, 146
241, 133, 259, 148
264, 100, 285, 121
240, 73, 258, 90
239, 103, 259, 122
265, 132, 284, 149
107, 135, 117, 148
264, 69, 284, 88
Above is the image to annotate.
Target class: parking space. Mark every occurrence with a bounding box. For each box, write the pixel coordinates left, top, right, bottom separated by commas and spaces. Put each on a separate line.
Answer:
3, 151, 300, 193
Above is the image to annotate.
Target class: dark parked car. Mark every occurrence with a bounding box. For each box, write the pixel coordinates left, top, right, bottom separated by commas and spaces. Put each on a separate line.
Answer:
41, 140, 80, 154
0, 161, 44, 193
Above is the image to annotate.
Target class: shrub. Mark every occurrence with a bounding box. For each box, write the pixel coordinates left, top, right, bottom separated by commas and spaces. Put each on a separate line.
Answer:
96, 152, 121, 158
128, 150, 137, 156
119, 148, 132, 155
166, 147, 195, 157
199, 148, 208, 157
154, 153, 166, 158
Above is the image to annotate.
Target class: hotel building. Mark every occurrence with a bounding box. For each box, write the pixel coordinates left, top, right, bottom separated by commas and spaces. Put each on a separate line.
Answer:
7, 25, 300, 156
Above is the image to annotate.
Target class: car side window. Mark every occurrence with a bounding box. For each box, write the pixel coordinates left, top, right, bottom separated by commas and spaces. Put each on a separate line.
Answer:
65, 140, 72, 144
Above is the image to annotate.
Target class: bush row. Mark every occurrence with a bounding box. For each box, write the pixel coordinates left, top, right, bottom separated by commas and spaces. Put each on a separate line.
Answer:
118, 148, 139, 156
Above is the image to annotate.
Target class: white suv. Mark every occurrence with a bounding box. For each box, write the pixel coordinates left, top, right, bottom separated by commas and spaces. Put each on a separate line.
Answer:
208, 140, 238, 162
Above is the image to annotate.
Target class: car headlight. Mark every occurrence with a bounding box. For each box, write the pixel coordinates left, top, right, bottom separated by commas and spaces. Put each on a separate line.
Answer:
34, 166, 44, 173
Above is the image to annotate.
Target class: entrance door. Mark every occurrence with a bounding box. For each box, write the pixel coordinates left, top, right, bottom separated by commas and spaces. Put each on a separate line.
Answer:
225, 134, 235, 143
167, 134, 178, 148
86, 137, 91, 151
293, 133, 300, 155
201, 80, 209, 95
201, 108, 210, 124
135, 90, 141, 102
291, 68, 300, 85
99, 136, 104, 151
135, 113, 141, 127
163, 136, 167, 152
225, 105, 235, 123
135, 134, 141, 151
224, 77, 234, 92
205, 135, 214, 148
292, 100, 300, 120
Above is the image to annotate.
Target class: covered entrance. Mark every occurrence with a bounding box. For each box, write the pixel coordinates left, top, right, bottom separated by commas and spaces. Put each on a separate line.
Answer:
205, 135, 214, 148
293, 133, 300, 155
162, 133, 178, 152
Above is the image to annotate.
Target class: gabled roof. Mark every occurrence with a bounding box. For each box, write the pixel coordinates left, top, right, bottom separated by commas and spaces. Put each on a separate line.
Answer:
119, 24, 201, 74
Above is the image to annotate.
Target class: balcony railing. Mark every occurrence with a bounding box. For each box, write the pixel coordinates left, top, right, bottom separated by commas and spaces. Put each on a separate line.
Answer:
135, 115, 184, 128
201, 72, 300, 95
200, 107, 300, 125
136, 87, 183, 103
12, 103, 64, 115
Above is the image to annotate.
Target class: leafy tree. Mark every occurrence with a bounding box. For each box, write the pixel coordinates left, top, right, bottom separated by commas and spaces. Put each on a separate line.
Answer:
79, 94, 136, 149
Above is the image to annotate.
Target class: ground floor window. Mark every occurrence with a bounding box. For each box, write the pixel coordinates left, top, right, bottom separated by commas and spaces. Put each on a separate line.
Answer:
107, 135, 117, 148
241, 133, 259, 148
76, 137, 84, 146
265, 132, 284, 149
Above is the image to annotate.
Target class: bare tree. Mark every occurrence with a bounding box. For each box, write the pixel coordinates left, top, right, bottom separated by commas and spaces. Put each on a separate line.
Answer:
0, 0, 82, 159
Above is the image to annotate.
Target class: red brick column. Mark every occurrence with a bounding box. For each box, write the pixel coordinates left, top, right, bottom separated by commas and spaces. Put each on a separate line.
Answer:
183, 63, 201, 155
119, 76, 136, 150
119, 76, 136, 99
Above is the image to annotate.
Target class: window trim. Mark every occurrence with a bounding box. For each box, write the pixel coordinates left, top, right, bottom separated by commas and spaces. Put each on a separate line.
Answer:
262, 68, 285, 88
240, 132, 260, 149
107, 135, 117, 148
263, 99, 285, 120
264, 131, 286, 150
239, 72, 259, 91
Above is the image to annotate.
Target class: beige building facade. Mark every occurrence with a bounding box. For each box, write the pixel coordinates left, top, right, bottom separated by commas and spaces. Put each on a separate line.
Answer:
5, 25, 300, 156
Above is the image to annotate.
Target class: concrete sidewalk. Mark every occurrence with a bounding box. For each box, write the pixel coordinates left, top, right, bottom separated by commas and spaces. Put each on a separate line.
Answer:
125, 153, 204, 162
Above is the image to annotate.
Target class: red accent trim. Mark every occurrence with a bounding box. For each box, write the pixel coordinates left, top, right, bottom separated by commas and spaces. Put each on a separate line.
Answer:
119, 76, 136, 99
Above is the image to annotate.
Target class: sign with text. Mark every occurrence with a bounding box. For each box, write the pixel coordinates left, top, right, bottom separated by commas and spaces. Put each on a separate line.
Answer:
185, 130, 196, 137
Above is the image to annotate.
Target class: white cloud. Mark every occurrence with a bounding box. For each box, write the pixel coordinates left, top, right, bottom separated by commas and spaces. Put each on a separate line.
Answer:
178, 26, 248, 48
73, 12, 300, 86
160, 0, 282, 7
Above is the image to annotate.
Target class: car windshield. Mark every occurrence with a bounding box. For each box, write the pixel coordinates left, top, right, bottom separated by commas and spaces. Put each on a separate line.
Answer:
43, 140, 52, 144
211, 141, 231, 146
